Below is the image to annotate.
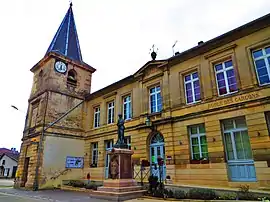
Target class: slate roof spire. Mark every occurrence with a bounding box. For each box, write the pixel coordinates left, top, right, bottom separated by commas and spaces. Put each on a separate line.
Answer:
46, 3, 83, 62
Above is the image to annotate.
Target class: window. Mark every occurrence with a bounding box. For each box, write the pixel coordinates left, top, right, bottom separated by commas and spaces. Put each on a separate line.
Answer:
91, 142, 98, 167
107, 101, 114, 124
30, 103, 39, 128
123, 95, 132, 120
252, 46, 270, 85
124, 136, 131, 150
149, 86, 162, 113
189, 124, 208, 160
93, 106, 100, 128
222, 118, 252, 161
2, 160, 5, 165
214, 60, 237, 96
184, 72, 201, 104
265, 112, 270, 135
67, 70, 77, 86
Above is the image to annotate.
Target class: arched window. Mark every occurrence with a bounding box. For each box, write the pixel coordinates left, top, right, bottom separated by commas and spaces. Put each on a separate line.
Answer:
150, 132, 164, 144
67, 70, 77, 86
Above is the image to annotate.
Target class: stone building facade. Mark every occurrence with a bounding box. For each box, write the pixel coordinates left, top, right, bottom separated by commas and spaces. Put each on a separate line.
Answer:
15, 4, 270, 190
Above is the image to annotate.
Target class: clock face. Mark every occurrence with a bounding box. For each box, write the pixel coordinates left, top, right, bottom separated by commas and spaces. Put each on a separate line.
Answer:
54, 61, 67, 73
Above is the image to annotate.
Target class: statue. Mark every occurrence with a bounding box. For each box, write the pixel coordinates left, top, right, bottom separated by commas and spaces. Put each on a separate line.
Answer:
114, 114, 128, 149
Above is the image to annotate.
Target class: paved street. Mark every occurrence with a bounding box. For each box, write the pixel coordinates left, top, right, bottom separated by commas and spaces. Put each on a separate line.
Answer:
0, 180, 178, 202
0, 188, 109, 202
0, 180, 147, 202
0, 188, 160, 202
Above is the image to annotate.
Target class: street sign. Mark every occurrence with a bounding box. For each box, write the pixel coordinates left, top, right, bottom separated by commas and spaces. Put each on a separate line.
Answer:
65, 156, 84, 168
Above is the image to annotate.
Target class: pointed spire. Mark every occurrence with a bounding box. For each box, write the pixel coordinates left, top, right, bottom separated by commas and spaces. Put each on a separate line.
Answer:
46, 3, 83, 62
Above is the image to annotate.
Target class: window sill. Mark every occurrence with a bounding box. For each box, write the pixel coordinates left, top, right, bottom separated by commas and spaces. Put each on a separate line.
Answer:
124, 118, 133, 122
148, 112, 162, 117
186, 100, 201, 106
258, 82, 270, 87
190, 159, 209, 164
218, 90, 238, 97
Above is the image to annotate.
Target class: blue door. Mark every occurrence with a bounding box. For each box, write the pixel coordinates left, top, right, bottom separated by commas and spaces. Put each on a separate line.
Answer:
223, 118, 256, 182
150, 133, 166, 180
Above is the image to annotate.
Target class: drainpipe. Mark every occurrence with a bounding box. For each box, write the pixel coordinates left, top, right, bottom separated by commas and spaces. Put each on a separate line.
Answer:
33, 91, 84, 191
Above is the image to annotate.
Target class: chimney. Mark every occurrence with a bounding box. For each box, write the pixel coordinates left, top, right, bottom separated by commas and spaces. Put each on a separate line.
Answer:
198, 41, 204, 45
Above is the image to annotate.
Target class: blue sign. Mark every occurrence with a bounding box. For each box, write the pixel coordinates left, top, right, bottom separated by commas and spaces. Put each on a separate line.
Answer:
65, 156, 84, 168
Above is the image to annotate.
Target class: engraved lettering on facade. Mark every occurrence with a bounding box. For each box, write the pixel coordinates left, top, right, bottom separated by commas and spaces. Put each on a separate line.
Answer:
208, 92, 260, 109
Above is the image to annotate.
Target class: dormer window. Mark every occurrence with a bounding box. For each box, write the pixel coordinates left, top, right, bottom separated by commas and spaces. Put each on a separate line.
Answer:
67, 70, 77, 87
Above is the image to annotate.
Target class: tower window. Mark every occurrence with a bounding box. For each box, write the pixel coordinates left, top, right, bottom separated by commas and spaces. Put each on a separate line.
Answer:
67, 70, 77, 86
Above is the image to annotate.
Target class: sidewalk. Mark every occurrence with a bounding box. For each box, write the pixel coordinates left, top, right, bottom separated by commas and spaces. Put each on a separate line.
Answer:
0, 179, 14, 187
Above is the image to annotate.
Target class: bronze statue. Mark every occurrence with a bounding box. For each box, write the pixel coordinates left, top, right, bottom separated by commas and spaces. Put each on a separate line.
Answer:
114, 114, 128, 149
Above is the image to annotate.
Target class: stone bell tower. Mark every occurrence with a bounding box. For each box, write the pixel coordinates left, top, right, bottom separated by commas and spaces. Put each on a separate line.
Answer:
15, 3, 95, 189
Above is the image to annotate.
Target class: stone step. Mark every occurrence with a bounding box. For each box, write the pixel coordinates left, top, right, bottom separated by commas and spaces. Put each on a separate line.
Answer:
91, 190, 146, 201
97, 185, 142, 193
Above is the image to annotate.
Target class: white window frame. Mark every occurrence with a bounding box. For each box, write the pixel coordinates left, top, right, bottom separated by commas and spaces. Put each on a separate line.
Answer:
184, 72, 201, 104
91, 142, 98, 166
123, 95, 132, 120
149, 86, 162, 113
107, 101, 114, 124
124, 136, 131, 150
93, 106, 100, 128
189, 124, 208, 160
222, 118, 250, 161
252, 46, 270, 86
214, 60, 238, 96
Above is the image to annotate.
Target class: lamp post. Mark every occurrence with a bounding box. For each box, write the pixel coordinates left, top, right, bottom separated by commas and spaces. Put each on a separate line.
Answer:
11, 105, 26, 114
145, 115, 156, 131
145, 116, 152, 127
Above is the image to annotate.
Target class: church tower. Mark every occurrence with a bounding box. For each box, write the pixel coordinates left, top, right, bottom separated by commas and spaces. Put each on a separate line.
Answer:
15, 3, 95, 189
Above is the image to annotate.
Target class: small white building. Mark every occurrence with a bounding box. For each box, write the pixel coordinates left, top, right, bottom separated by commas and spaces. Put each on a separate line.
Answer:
0, 150, 19, 178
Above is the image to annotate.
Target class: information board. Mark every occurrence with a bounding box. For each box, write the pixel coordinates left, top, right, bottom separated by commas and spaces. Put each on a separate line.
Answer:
65, 156, 84, 168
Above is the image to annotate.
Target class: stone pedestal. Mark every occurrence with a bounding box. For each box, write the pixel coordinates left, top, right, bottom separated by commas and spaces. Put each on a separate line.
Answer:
91, 148, 145, 201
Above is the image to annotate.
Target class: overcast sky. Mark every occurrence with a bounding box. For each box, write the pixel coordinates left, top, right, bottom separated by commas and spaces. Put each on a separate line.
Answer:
0, 0, 270, 150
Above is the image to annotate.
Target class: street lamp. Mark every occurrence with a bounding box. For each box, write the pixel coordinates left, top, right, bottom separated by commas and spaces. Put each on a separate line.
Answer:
145, 116, 152, 127
11, 105, 19, 110
11, 105, 26, 114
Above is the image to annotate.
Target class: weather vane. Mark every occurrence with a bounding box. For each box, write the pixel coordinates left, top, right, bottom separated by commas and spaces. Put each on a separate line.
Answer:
172, 40, 178, 56
69, 0, 73, 7
149, 44, 158, 60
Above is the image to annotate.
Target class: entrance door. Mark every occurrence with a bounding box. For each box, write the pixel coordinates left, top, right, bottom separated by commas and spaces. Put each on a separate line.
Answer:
105, 140, 113, 179
22, 157, 30, 187
12, 166, 17, 178
149, 133, 166, 180
222, 118, 256, 182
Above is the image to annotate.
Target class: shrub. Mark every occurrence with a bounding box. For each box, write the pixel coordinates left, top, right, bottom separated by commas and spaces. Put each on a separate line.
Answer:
68, 180, 85, 188
188, 188, 217, 200
164, 189, 174, 198
238, 185, 256, 200
148, 175, 159, 193
85, 184, 98, 190
219, 192, 237, 200
174, 190, 186, 199
258, 197, 270, 201
152, 189, 163, 198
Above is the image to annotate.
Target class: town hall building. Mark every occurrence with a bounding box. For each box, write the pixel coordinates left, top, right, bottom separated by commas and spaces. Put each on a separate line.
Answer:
15, 3, 270, 190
